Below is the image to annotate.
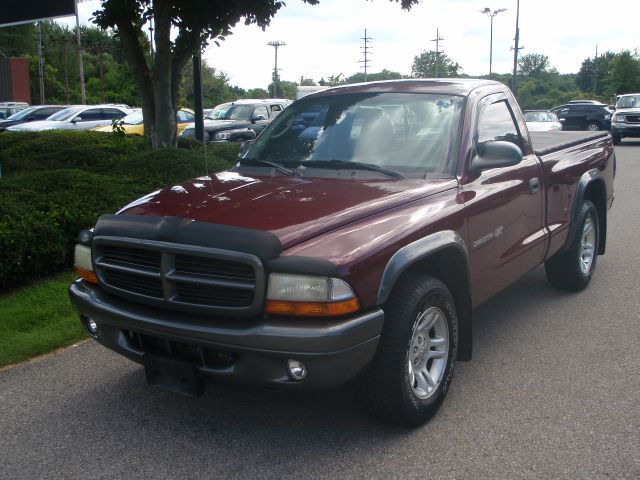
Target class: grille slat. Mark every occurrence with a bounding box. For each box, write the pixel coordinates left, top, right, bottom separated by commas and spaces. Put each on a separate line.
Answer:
94, 240, 262, 315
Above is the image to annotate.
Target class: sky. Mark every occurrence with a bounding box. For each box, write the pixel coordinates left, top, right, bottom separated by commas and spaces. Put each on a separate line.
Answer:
65, 0, 640, 91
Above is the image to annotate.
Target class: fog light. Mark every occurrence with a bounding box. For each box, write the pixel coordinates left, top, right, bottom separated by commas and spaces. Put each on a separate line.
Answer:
287, 359, 307, 380
81, 315, 99, 339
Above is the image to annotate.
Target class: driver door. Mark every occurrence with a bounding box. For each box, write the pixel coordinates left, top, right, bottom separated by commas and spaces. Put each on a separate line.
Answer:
461, 94, 545, 305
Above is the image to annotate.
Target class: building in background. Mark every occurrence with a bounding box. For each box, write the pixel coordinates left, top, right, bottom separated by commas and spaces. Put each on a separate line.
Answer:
0, 57, 31, 104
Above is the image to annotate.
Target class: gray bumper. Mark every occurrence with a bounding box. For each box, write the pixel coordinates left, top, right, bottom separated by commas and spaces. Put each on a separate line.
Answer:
69, 280, 383, 390
611, 123, 640, 137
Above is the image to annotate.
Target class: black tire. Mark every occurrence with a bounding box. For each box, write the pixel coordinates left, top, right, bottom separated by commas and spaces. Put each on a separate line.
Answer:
612, 134, 621, 146
357, 275, 458, 426
585, 122, 601, 131
545, 200, 599, 291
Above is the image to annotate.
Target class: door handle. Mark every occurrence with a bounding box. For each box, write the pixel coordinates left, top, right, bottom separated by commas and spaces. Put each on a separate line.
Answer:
529, 177, 540, 194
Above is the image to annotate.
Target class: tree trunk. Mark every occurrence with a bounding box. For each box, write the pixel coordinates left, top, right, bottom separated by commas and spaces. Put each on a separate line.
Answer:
151, 0, 176, 148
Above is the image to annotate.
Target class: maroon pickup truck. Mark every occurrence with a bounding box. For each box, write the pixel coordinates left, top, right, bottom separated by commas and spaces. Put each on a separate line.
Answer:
69, 79, 615, 426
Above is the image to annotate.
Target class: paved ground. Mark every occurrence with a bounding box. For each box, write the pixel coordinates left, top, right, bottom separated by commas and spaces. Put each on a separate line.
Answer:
1, 142, 639, 480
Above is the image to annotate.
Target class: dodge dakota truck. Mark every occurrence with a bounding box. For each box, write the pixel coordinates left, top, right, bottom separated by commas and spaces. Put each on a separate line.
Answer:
69, 79, 615, 426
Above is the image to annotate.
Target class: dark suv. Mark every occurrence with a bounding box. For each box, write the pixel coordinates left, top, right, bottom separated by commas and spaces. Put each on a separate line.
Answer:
550, 103, 612, 131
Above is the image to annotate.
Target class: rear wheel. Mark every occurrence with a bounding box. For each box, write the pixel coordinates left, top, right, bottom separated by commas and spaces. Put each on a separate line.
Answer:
545, 200, 599, 291
357, 275, 458, 426
586, 122, 601, 131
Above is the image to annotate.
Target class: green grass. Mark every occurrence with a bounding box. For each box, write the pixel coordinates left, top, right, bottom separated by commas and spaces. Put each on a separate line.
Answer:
0, 272, 85, 368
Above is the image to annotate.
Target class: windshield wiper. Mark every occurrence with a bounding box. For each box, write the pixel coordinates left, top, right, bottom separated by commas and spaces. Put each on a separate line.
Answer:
240, 158, 302, 176
302, 159, 405, 179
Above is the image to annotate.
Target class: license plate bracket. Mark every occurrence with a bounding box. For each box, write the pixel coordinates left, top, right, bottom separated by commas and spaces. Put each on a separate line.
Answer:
143, 353, 205, 397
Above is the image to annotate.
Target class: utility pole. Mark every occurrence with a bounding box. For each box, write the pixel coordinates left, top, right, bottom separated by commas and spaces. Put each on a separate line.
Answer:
430, 28, 444, 77
36, 22, 45, 104
593, 44, 598, 95
75, 0, 86, 104
359, 28, 372, 81
193, 51, 204, 142
511, 0, 523, 96
63, 39, 70, 104
267, 41, 285, 98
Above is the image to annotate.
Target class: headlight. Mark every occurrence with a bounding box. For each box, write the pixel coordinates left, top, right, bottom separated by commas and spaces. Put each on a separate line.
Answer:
214, 131, 231, 140
612, 114, 622, 122
180, 128, 194, 138
74, 229, 97, 284
265, 273, 360, 317
604, 114, 611, 120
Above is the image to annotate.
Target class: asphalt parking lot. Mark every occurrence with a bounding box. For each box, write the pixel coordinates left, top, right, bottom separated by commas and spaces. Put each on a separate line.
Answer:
1, 141, 638, 480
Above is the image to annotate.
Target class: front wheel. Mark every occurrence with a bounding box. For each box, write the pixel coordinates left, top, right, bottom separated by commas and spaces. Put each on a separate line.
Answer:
586, 122, 601, 131
545, 200, 599, 291
357, 275, 458, 426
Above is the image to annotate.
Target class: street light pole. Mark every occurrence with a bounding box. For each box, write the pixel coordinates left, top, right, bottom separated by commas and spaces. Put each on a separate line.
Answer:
480, 7, 506, 78
512, 0, 522, 96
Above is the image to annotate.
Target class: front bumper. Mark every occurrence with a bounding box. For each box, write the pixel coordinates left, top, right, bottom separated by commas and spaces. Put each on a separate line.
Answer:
611, 123, 640, 138
69, 280, 383, 390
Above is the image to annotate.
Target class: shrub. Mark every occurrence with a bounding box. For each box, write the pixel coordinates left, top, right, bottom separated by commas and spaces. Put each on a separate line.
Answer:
0, 133, 240, 290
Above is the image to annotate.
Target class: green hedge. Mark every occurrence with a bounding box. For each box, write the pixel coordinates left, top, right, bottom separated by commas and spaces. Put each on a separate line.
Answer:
0, 132, 239, 290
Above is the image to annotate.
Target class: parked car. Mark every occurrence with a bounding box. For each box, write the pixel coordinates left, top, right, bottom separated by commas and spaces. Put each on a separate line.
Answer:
70, 79, 615, 426
610, 93, 640, 144
550, 103, 612, 131
93, 108, 195, 135
180, 99, 292, 142
523, 110, 563, 131
7, 105, 132, 132
0, 101, 29, 119
0, 105, 68, 132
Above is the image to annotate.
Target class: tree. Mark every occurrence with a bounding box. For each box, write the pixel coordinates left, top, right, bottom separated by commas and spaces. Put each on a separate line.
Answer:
182, 59, 236, 108
607, 50, 640, 95
93, 0, 419, 148
345, 69, 404, 84
518, 53, 550, 78
411, 51, 461, 78
576, 51, 616, 97
268, 79, 297, 99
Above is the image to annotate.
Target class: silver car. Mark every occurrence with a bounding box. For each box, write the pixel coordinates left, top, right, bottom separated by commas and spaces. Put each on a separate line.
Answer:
7, 105, 132, 132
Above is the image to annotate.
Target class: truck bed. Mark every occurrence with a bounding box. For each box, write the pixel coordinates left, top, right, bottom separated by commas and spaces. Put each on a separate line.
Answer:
530, 131, 609, 156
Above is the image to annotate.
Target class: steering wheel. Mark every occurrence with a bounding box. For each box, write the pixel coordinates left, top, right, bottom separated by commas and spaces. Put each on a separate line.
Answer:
270, 117, 293, 139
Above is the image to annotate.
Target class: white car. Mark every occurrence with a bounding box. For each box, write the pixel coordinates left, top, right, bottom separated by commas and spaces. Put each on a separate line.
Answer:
524, 110, 563, 132
7, 105, 132, 132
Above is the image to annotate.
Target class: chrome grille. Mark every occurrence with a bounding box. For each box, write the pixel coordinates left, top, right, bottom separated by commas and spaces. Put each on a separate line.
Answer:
626, 115, 640, 123
93, 237, 265, 316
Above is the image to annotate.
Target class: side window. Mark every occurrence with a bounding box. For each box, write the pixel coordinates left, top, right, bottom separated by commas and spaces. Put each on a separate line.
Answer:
33, 109, 53, 120
253, 106, 269, 120
270, 104, 284, 118
177, 110, 195, 122
477, 100, 522, 148
77, 109, 102, 121
102, 108, 126, 120
558, 108, 569, 115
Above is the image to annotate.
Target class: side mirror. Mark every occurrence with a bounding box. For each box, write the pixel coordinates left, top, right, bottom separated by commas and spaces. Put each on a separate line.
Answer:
71, 116, 81, 123
251, 115, 265, 124
470, 141, 523, 173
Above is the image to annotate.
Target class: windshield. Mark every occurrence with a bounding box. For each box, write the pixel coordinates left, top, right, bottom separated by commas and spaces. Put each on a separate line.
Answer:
242, 92, 463, 178
616, 95, 640, 109
206, 104, 253, 121
524, 111, 558, 122
122, 111, 143, 125
48, 107, 83, 121
6, 107, 36, 121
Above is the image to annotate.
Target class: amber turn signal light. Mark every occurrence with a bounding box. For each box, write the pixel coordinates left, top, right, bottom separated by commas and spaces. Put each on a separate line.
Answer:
265, 298, 360, 317
75, 266, 98, 284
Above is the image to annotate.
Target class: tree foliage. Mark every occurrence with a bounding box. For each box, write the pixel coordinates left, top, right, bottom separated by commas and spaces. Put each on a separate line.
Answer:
411, 51, 461, 78
518, 53, 551, 78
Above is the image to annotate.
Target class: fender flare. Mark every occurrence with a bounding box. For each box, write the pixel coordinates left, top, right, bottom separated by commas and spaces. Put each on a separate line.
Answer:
376, 230, 473, 361
565, 169, 607, 254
